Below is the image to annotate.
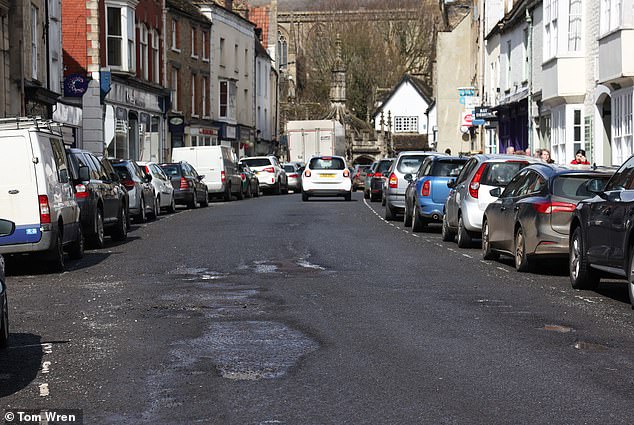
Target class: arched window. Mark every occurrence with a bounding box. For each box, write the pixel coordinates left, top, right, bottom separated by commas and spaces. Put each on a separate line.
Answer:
278, 31, 287, 69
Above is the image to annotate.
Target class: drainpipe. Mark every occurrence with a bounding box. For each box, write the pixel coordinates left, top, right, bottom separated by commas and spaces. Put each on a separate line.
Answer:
526, 7, 533, 154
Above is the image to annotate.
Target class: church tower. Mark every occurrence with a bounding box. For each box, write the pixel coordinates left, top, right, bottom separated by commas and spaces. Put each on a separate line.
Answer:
329, 35, 347, 121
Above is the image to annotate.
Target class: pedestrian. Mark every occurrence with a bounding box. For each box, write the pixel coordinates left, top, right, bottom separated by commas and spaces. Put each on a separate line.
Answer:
540, 148, 555, 164
444, 148, 452, 155
534, 148, 543, 158
505, 146, 515, 154
571, 149, 590, 165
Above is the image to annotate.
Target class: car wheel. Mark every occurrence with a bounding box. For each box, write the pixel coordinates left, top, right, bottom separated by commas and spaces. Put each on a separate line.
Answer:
201, 190, 209, 207
0, 294, 8, 349
273, 179, 281, 195
364, 189, 370, 199
224, 183, 232, 202
481, 219, 499, 260
628, 248, 634, 308
167, 196, 176, 214
237, 183, 245, 200
138, 197, 147, 222
282, 182, 289, 194
149, 196, 159, 220
381, 193, 386, 206
441, 213, 456, 242
384, 203, 395, 220
89, 209, 105, 249
111, 204, 128, 242
68, 225, 84, 260
344, 192, 351, 201
403, 201, 413, 227
189, 190, 198, 209
514, 227, 531, 272
302, 191, 309, 202
412, 209, 427, 232
569, 227, 599, 290
245, 183, 252, 199
456, 216, 472, 248
48, 231, 65, 272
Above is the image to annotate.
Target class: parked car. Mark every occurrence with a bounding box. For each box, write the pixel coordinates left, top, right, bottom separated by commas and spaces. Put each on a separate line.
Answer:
568, 155, 634, 304
0, 118, 83, 271
110, 159, 157, 222
404, 156, 468, 231
238, 163, 260, 198
302, 155, 352, 201
384, 151, 445, 220
482, 164, 614, 271
241, 156, 288, 195
138, 161, 176, 214
364, 158, 394, 202
172, 146, 242, 201
283, 163, 302, 193
0, 219, 12, 348
67, 149, 128, 248
352, 164, 372, 191
159, 161, 209, 208
443, 154, 540, 247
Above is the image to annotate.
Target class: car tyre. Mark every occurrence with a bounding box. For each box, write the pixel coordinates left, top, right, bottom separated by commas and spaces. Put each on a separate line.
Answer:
569, 227, 599, 290
381, 193, 386, 206
245, 183, 252, 199
237, 184, 245, 200
412, 209, 427, 232
515, 227, 531, 272
111, 205, 128, 242
384, 203, 395, 220
456, 216, 472, 248
68, 226, 84, 260
364, 189, 370, 199
481, 219, 499, 260
89, 208, 105, 249
138, 197, 147, 222
273, 180, 281, 195
223, 183, 232, 202
404, 201, 413, 227
48, 231, 65, 272
302, 191, 309, 202
167, 196, 176, 214
628, 248, 634, 308
201, 190, 209, 207
149, 196, 159, 220
344, 192, 351, 201
441, 213, 456, 242
0, 295, 8, 349
189, 190, 198, 209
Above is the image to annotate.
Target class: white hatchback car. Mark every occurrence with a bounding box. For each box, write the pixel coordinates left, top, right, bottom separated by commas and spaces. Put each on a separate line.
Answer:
240, 156, 288, 195
137, 161, 176, 214
301, 155, 352, 201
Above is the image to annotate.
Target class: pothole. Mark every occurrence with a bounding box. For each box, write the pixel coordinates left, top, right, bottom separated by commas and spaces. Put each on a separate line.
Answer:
189, 321, 319, 380
543, 324, 574, 333
239, 259, 329, 276
573, 340, 608, 352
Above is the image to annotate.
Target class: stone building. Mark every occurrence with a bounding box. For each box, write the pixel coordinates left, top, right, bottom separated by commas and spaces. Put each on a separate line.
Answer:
166, 0, 217, 152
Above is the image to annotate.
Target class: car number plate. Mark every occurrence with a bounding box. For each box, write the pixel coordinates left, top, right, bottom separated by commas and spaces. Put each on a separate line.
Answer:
320, 173, 336, 178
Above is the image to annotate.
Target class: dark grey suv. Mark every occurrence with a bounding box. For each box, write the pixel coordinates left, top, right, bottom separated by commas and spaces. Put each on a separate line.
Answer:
67, 149, 128, 248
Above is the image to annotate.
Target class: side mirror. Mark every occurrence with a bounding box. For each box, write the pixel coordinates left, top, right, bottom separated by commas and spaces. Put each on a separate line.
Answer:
78, 165, 90, 181
144, 174, 152, 183
59, 169, 69, 184
197, 175, 205, 181
489, 187, 502, 197
447, 179, 456, 189
0, 219, 15, 237
404, 173, 413, 182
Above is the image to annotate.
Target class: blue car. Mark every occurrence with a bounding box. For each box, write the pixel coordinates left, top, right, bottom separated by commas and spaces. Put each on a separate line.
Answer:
404, 156, 468, 231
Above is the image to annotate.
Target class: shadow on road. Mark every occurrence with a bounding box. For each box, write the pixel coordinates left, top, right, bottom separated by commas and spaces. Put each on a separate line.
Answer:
0, 333, 44, 398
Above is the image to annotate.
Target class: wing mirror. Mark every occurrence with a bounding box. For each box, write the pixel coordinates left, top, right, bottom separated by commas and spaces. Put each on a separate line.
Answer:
489, 187, 502, 197
447, 179, 456, 189
197, 175, 205, 181
78, 164, 90, 181
404, 173, 413, 182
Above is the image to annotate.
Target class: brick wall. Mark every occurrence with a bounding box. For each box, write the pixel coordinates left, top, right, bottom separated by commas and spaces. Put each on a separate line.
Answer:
62, 0, 88, 76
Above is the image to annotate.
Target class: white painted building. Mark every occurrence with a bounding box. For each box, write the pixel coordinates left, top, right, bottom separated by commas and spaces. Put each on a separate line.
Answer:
254, 38, 275, 154
372, 75, 437, 148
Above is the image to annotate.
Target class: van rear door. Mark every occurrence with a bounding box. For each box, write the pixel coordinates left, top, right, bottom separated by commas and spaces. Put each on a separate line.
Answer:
0, 135, 40, 243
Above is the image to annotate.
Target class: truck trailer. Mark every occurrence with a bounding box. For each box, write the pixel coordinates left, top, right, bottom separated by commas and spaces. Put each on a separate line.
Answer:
286, 120, 345, 164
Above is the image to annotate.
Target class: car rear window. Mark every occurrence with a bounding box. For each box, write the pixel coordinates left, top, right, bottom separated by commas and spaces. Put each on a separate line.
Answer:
283, 165, 295, 172
160, 164, 182, 176
112, 164, 132, 180
376, 160, 393, 173
242, 158, 271, 167
309, 157, 346, 170
397, 155, 430, 174
431, 159, 468, 177
553, 175, 610, 200
480, 162, 528, 187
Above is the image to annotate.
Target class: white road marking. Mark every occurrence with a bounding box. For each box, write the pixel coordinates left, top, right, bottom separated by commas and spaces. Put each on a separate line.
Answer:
574, 295, 598, 304
39, 383, 49, 397
463, 254, 472, 258
496, 267, 509, 273
412, 234, 420, 238
41, 361, 51, 374
447, 248, 456, 252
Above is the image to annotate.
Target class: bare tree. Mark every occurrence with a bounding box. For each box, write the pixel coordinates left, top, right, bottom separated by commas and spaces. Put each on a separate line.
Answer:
294, 0, 441, 120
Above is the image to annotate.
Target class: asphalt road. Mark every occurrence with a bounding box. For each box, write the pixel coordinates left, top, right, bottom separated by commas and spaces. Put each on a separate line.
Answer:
2, 191, 634, 424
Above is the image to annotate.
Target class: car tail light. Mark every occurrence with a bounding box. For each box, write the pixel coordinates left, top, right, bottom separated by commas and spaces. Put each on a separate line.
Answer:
74, 184, 89, 199
304, 170, 312, 178
121, 179, 135, 191
39, 195, 51, 224
421, 180, 431, 197
289, 173, 299, 178
343, 169, 350, 178
144, 166, 150, 174
180, 177, 189, 190
469, 164, 487, 198
374, 172, 383, 178
264, 167, 275, 173
388, 173, 398, 188
221, 170, 226, 183
532, 201, 577, 214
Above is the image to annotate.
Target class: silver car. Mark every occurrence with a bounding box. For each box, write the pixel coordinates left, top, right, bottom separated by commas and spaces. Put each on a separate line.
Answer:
384, 151, 446, 220
442, 154, 540, 248
282, 163, 302, 192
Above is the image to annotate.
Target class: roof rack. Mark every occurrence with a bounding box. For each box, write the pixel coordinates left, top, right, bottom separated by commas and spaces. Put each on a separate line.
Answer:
0, 116, 64, 135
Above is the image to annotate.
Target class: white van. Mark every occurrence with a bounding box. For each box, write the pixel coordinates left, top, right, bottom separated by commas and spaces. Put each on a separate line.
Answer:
0, 118, 83, 271
171, 146, 243, 201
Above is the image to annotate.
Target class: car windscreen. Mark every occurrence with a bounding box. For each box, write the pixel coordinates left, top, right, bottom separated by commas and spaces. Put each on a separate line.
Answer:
160, 164, 182, 177
553, 175, 610, 200
480, 162, 528, 187
309, 157, 346, 170
242, 158, 271, 167
397, 155, 429, 174
376, 160, 393, 173
431, 159, 468, 177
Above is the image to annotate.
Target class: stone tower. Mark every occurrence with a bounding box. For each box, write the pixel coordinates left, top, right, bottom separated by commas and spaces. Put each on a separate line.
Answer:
328, 35, 347, 121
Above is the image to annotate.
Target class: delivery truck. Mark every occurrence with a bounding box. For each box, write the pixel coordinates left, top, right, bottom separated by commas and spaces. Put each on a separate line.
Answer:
286, 119, 345, 164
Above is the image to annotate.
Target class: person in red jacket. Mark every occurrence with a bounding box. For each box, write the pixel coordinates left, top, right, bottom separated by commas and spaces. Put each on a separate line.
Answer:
571, 149, 590, 165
